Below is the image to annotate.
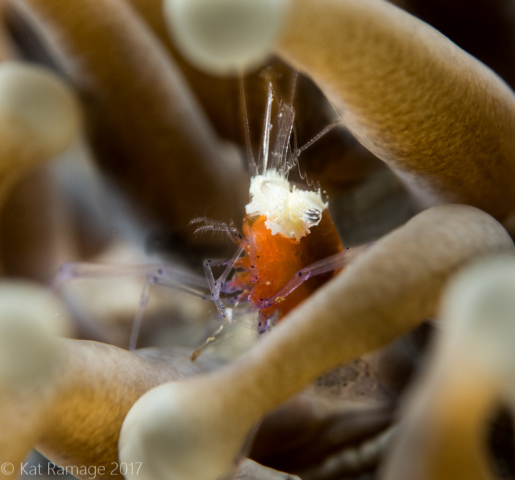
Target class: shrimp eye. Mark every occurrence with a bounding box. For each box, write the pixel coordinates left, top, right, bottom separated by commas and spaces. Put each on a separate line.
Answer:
304, 208, 322, 225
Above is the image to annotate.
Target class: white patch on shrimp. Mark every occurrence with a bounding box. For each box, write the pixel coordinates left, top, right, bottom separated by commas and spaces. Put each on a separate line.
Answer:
246, 169, 327, 241
241, 76, 338, 242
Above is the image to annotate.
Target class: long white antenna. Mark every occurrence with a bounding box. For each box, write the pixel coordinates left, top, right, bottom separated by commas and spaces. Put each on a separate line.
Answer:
261, 82, 273, 174
294, 120, 341, 157
239, 76, 257, 177
288, 70, 298, 107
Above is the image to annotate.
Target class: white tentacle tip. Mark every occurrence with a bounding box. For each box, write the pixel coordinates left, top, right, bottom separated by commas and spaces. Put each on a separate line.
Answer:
119, 382, 241, 480
0, 61, 81, 159
163, 0, 291, 75
0, 280, 72, 389
440, 255, 515, 380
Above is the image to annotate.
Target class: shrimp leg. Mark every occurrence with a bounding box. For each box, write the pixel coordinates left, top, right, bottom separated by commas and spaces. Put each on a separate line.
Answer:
190, 302, 257, 362
203, 247, 244, 319
257, 245, 371, 309
53, 261, 219, 350
128, 271, 239, 351
54, 262, 209, 293
54, 260, 245, 349
190, 316, 230, 361
129, 275, 152, 351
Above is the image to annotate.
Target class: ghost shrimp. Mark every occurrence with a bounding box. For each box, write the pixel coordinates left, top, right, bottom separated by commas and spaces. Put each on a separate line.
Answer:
55, 78, 354, 359
193, 79, 351, 349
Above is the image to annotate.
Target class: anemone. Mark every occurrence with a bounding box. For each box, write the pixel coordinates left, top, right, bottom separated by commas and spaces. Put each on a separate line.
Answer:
1, 1, 515, 479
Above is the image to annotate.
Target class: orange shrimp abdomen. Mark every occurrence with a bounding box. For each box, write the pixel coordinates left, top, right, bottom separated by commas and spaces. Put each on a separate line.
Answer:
241, 211, 343, 323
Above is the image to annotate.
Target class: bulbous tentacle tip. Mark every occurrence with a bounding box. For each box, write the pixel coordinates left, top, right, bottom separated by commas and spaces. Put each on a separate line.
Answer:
0, 280, 72, 389
119, 381, 250, 480
440, 254, 515, 382
381, 254, 515, 480
0, 61, 81, 161
163, 0, 290, 75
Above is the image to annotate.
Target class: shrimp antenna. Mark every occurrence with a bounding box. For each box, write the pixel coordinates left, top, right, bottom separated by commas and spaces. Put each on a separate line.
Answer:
270, 72, 298, 174
288, 70, 298, 108
257, 82, 273, 175
284, 119, 341, 182
239, 76, 257, 177
190, 318, 229, 361
290, 119, 342, 168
